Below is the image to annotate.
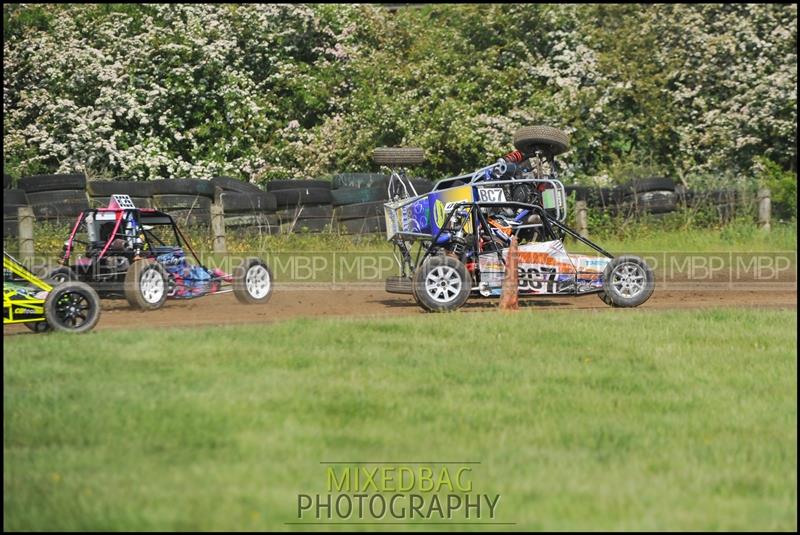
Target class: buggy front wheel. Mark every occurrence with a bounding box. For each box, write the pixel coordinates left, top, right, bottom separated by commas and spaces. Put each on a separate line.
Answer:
412, 255, 471, 312
233, 258, 273, 304
44, 281, 101, 333
124, 260, 168, 310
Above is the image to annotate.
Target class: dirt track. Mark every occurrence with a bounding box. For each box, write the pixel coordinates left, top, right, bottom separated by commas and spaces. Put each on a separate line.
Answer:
5, 282, 796, 335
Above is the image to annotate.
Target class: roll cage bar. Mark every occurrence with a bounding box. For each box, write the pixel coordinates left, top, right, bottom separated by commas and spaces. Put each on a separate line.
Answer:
61, 209, 204, 268
394, 200, 614, 278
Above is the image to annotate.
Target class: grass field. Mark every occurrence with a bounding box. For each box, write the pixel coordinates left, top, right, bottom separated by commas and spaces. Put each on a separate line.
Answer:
4, 308, 797, 531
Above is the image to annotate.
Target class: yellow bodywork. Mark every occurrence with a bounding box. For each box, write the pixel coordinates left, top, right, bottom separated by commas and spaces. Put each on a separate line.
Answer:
3, 253, 52, 325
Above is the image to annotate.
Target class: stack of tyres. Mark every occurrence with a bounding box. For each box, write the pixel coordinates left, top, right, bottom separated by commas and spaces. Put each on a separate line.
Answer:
331, 173, 388, 235
151, 179, 215, 228
86, 180, 154, 209
266, 180, 333, 234
18, 173, 89, 223
570, 178, 678, 217
213, 176, 279, 234
3, 174, 27, 237
331, 173, 433, 235
619, 177, 677, 216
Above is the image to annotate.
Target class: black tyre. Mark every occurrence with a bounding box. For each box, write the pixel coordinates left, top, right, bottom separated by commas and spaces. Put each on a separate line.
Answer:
44, 281, 101, 333
331, 187, 387, 206
412, 255, 471, 312
513, 126, 570, 156
373, 147, 426, 166
166, 209, 211, 227
27, 190, 89, 219
124, 260, 168, 310
19, 173, 86, 193
332, 173, 390, 190
86, 180, 154, 197
219, 192, 278, 213
47, 267, 77, 284
224, 213, 280, 228
385, 276, 413, 295
266, 179, 331, 192
633, 191, 677, 214
272, 187, 333, 207
275, 204, 333, 220
3, 189, 28, 206
26, 189, 88, 205
211, 176, 264, 195
153, 194, 212, 211
621, 177, 675, 195
150, 179, 215, 197
599, 256, 655, 308
335, 201, 386, 220
587, 187, 624, 209
233, 258, 273, 304
89, 196, 153, 209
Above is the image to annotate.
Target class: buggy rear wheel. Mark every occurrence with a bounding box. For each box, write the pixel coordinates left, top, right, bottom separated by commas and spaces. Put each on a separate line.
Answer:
413, 255, 471, 312
47, 266, 76, 284
44, 281, 101, 333
124, 260, 168, 310
599, 256, 654, 308
233, 258, 273, 304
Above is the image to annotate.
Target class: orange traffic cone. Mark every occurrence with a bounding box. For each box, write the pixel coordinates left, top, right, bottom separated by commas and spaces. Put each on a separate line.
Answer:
499, 235, 519, 311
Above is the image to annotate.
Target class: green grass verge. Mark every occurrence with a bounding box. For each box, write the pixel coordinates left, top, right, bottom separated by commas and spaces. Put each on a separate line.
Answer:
4, 308, 797, 531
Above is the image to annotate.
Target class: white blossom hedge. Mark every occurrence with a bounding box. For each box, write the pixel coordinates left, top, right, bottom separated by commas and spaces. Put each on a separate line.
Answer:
3, 4, 796, 195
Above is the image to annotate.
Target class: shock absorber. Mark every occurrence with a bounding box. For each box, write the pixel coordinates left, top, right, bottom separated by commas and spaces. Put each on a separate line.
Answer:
495, 150, 525, 178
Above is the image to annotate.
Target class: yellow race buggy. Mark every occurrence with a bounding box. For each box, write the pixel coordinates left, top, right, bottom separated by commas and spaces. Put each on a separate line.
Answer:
4, 251, 101, 333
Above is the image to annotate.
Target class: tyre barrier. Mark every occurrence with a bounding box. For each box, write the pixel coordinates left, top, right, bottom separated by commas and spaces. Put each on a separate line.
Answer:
26, 190, 89, 221
87, 180, 154, 197
1, 173, 766, 238
89, 196, 154, 209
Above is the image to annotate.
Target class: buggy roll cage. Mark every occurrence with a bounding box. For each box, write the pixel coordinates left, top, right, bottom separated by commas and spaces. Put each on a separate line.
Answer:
61, 208, 205, 269
392, 200, 613, 278
4, 250, 53, 293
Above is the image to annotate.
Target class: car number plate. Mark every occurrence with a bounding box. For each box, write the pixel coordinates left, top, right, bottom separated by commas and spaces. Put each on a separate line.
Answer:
476, 187, 507, 202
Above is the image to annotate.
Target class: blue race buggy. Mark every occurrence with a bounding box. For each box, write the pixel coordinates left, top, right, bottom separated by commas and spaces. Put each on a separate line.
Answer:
377, 126, 655, 312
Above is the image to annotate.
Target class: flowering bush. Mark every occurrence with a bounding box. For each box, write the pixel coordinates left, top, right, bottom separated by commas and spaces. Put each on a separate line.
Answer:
3, 3, 796, 200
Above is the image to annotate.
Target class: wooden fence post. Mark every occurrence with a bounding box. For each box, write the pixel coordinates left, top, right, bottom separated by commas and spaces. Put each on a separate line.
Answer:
757, 187, 771, 231
210, 201, 227, 254
18, 206, 35, 262
575, 200, 589, 238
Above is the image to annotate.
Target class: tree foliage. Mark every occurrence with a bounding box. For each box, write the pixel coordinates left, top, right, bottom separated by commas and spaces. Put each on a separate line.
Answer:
3, 4, 796, 188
